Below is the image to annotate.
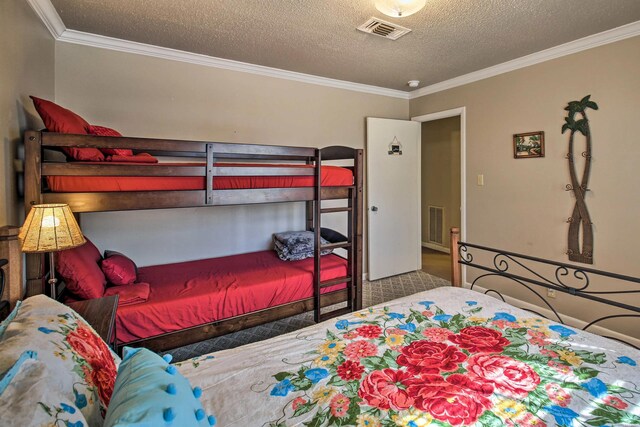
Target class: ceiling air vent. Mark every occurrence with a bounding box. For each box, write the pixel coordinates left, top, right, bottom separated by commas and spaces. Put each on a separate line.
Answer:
357, 17, 411, 40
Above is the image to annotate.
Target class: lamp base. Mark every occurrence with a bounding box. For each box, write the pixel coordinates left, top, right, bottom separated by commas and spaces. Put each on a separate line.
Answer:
48, 278, 57, 299
48, 252, 57, 299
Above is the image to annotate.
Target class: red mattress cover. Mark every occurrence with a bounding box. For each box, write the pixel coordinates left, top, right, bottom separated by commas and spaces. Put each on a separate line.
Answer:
46, 163, 353, 192
115, 250, 347, 343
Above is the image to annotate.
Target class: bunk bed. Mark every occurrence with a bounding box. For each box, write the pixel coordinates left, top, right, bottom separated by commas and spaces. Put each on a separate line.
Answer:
22, 130, 363, 353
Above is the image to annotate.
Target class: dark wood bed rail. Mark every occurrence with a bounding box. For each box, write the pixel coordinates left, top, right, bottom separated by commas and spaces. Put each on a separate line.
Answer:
122, 288, 350, 354
36, 131, 316, 158
41, 188, 352, 213
320, 145, 360, 160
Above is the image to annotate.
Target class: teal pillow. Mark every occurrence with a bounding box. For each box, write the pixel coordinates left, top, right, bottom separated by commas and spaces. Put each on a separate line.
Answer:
0, 301, 21, 340
104, 347, 215, 427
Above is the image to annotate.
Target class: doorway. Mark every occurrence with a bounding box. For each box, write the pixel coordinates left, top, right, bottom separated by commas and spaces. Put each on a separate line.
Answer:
412, 108, 466, 283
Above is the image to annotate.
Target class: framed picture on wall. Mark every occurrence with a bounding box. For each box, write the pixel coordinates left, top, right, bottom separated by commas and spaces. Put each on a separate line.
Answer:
513, 131, 545, 158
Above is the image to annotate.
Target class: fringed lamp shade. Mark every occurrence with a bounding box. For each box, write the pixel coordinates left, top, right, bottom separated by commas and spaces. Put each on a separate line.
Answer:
19, 204, 85, 253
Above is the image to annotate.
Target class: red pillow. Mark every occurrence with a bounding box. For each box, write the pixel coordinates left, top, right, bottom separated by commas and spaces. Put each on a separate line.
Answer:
56, 238, 106, 300
30, 96, 105, 162
101, 251, 137, 286
104, 282, 150, 306
88, 125, 133, 157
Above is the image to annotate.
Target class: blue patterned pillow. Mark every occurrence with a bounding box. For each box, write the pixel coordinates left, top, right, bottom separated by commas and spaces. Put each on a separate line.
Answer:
105, 347, 216, 426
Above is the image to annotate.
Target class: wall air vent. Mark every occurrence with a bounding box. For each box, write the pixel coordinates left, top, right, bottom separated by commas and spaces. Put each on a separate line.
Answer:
428, 206, 445, 245
357, 17, 412, 40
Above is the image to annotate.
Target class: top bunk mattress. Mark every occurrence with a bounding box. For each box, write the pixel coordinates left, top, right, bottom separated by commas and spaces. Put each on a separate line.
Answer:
46, 163, 353, 192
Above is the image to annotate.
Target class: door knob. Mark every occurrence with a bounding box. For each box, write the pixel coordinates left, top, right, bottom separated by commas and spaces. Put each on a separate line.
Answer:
371, 206, 378, 212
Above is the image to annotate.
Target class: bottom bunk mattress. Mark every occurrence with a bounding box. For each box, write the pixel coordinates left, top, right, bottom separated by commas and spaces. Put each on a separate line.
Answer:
116, 250, 347, 343
176, 286, 640, 427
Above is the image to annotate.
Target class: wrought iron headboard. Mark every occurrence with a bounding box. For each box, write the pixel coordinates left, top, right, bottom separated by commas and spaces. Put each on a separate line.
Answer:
453, 237, 640, 349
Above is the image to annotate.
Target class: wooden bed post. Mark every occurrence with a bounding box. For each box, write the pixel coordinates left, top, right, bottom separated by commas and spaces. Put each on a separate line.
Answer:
23, 131, 45, 296
450, 227, 461, 287
313, 149, 322, 322
305, 157, 314, 231
354, 149, 364, 310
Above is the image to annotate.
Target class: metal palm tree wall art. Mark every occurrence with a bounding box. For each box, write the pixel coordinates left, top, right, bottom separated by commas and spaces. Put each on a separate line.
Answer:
561, 95, 598, 264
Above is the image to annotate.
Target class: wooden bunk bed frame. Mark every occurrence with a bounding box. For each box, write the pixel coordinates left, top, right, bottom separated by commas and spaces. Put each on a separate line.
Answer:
23, 130, 363, 353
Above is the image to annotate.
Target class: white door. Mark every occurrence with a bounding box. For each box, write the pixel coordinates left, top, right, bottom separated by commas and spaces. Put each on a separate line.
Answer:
367, 118, 421, 280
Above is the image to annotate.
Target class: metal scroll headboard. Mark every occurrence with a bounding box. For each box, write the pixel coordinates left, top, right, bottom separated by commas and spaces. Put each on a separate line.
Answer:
456, 241, 640, 349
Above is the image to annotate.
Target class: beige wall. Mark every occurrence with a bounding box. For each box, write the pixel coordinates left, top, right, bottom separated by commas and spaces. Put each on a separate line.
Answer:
411, 36, 640, 338
0, 0, 55, 225
54, 43, 408, 266
421, 117, 461, 249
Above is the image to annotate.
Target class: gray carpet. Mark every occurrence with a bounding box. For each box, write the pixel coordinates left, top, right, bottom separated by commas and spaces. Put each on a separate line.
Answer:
163, 270, 449, 362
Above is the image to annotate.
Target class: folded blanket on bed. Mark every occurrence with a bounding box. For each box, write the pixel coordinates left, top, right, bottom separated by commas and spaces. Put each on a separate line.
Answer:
273, 231, 332, 261
104, 282, 150, 306
273, 239, 332, 261
107, 153, 158, 163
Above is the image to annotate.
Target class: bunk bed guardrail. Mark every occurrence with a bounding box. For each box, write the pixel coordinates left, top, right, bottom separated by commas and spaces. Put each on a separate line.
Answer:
26, 131, 348, 210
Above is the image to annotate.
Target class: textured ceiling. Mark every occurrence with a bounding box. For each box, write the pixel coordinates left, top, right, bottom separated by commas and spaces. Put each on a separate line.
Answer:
50, 0, 640, 91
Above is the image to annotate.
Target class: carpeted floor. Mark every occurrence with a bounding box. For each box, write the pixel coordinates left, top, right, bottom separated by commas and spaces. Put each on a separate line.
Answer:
422, 247, 452, 281
164, 270, 449, 362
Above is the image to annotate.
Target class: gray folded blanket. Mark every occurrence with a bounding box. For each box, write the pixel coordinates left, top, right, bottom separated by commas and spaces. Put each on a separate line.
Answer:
273, 231, 332, 261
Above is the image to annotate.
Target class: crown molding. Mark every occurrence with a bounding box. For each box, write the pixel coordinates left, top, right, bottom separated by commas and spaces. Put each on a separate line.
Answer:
27, 0, 408, 98
57, 30, 410, 99
409, 20, 640, 99
28, 0, 639, 101
26, 0, 65, 38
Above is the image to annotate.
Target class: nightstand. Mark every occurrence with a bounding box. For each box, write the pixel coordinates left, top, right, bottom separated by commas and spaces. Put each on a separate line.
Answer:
0, 300, 9, 321
67, 295, 119, 348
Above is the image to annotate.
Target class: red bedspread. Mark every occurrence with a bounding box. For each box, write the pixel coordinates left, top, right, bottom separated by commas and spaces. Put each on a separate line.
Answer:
115, 250, 347, 343
46, 163, 353, 192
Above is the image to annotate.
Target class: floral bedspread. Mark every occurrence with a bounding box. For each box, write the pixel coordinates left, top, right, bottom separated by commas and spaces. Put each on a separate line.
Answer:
176, 287, 640, 427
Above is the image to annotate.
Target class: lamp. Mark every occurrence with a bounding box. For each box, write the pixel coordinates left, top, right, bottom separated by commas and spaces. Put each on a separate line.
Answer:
375, 0, 427, 17
19, 204, 85, 298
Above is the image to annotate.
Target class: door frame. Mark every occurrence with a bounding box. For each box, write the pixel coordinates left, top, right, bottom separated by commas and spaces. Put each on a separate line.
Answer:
411, 107, 467, 285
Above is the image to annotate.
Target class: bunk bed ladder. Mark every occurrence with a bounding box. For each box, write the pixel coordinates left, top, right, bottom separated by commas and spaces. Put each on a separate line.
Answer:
313, 150, 356, 323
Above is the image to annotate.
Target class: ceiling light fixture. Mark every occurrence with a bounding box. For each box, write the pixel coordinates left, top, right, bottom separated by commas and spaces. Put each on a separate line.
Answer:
375, 0, 427, 18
